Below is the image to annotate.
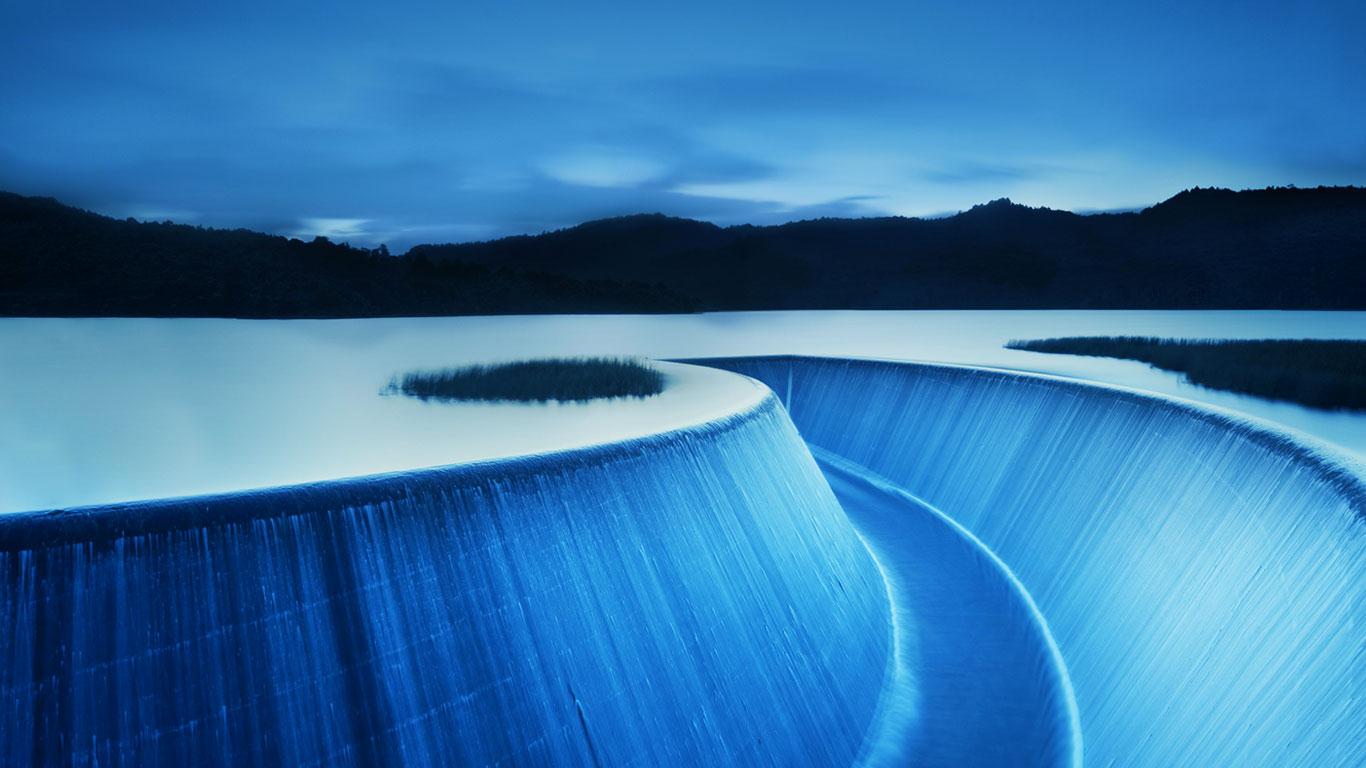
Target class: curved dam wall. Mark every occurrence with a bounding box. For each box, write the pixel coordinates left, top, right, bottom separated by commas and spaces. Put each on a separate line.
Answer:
818, 450, 1080, 768
695, 356, 1366, 768
0, 393, 889, 767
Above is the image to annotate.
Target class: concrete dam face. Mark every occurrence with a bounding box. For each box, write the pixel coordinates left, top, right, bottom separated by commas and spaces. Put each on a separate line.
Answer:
0, 395, 888, 767
698, 356, 1365, 768
2, 359, 1362, 766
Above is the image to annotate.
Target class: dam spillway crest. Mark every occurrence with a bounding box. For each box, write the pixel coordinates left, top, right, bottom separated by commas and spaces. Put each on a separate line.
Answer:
2, 358, 1363, 767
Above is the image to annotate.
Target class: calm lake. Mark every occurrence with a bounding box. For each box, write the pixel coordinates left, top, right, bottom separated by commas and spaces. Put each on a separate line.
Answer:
3, 310, 1363, 512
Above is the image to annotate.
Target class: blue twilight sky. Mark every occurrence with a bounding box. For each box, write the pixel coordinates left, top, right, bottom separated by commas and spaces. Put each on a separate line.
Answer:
2, 1, 1363, 248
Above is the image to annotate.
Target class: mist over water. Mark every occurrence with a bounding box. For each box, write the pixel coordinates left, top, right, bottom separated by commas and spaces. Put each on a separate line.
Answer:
4, 0, 1362, 762
3, 311, 1363, 512
2, 332, 1361, 765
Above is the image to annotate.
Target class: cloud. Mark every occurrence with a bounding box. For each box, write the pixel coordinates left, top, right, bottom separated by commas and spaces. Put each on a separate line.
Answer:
637, 66, 933, 118
920, 161, 1054, 185
296, 217, 371, 240
4, 7, 1363, 252
540, 149, 668, 188
782, 195, 891, 220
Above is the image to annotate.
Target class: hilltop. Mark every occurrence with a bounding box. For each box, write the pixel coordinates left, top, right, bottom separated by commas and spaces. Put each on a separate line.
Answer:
0, 193, 691, 317
412, 187, 1366, 310
3, 186, 1364, 316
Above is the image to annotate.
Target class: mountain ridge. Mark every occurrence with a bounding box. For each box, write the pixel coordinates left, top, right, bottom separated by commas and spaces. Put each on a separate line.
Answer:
2, 186, 1364, 316
0, 192, 694, 317
411, 185, 1366, 310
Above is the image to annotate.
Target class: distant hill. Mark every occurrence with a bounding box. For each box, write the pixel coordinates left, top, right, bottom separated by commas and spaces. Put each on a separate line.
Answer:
2, 186, 1363, 317
0, 193, 692, 317
413, 186, 1366, 310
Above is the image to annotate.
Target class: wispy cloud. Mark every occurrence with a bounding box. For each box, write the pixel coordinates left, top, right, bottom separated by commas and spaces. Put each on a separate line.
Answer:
635, 66, 934, 118
295, 217, 371, 241
2, 1, 1362, 247
920, 161, 1055, 185
540, 149, 667, 188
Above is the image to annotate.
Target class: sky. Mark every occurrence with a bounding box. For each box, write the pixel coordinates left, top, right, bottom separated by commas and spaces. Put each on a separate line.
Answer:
3, 1, 1363, 249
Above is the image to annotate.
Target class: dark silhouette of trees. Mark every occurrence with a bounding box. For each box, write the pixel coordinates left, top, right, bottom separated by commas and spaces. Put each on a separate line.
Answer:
386, 358, 665, 403
3, 186, 1364, 317
1007, 337, 1366, 410
413, 186, 1366, 310
0, 193, 693, 317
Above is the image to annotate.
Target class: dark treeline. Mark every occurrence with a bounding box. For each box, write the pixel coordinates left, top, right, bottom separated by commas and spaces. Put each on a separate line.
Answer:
387, 358, 665, 403
414, 186, 1366, 310
0, 193, 692, 317
3, 186, 1365, 317
1006, 337, 1366, 411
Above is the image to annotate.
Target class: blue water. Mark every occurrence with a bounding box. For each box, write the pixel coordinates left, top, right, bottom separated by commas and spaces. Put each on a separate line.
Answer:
0, 395, 889, 767
698, 356, 1366, 768
819, 450, 1079, 768
5, 354, 1362, 766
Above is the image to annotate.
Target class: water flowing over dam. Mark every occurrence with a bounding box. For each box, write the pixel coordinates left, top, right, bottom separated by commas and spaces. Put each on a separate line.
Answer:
818, 450, 1079, 768
0, 394, 889, 767
695, 356, 1366, 768
2, 355, 1362, 767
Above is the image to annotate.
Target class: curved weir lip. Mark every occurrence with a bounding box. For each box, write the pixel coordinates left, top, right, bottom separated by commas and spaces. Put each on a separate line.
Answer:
683, 354, 1366, 511
822, 449, 1082, 768
0, 371, 895, 766
894, 355, 1366, 480
0, 359, 770, 515
0, 365, 771, 548
689, 354, 1366, 768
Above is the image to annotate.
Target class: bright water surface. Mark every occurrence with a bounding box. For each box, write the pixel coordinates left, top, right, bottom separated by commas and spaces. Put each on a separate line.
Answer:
2, 310, 1363, 511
